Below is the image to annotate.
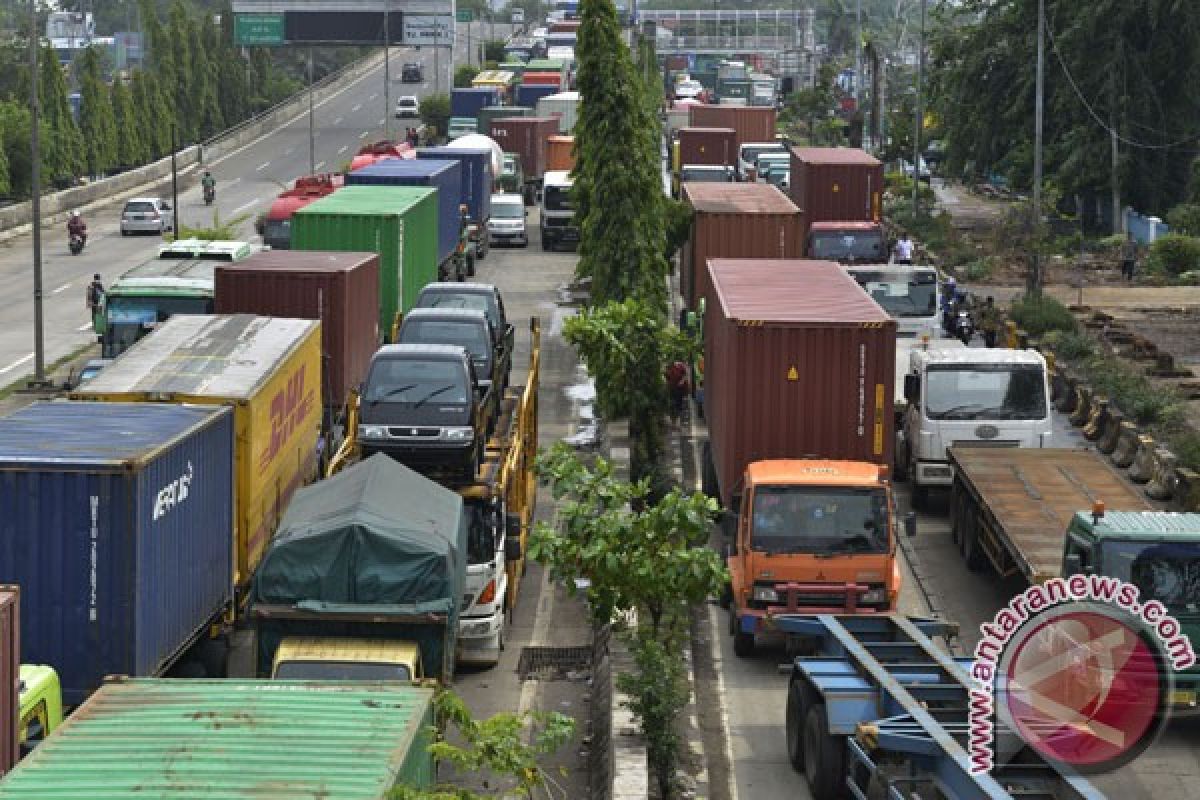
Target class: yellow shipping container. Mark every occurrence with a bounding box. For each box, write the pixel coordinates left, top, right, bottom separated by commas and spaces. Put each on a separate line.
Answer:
71, 314, 323, 595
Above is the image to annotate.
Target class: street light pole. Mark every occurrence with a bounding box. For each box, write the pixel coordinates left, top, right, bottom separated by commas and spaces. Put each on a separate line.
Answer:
912, 0, 925, 220
29, 0, 46, 386
1030, 0, 1044, 296
308, 47, 315, 173
384, 4, 391, 140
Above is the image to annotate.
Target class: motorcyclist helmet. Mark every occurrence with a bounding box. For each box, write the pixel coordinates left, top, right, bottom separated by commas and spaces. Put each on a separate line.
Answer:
70, 210, 80, 219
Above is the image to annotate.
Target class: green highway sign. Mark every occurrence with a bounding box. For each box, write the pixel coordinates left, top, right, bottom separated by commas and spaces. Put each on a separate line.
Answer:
235, 13, 285, 46
456, 9, 473, 22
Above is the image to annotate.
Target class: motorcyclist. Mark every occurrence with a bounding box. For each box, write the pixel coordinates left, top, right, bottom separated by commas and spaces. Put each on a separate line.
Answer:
941, 277, 959, 333
67, 210, 87, 243
201, 171, 216, 198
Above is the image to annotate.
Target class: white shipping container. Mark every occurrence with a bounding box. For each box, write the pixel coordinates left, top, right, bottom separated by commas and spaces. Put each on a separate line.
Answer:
536, 91, 580, 134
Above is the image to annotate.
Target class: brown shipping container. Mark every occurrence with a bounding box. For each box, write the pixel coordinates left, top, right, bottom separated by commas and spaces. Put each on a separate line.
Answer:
549, 20, 580, 32
545, 135, 576, 172
214, 251, 380, 411
520, 71, 563, 87
490, 117, 560, 180
1, 586, 17, 776
687, 105, 776, 147
704, 259, 895, 507
788, 147, 884, 239
677, 127, 737, 168
680, 183, 803, 308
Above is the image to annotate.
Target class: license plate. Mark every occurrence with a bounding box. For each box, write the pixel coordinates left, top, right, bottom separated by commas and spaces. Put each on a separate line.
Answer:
1171, 689, 1196, 707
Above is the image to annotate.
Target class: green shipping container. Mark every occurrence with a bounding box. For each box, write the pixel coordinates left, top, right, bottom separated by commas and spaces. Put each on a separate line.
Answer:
292, 186, 439, 339
0, 679, 437, 799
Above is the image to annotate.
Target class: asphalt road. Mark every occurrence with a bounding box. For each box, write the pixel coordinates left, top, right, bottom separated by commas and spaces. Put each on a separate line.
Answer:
0, 21, 514, 386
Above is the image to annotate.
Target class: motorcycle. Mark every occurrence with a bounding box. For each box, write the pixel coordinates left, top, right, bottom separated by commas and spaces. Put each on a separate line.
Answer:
203, 185, 215, 206
68, 232, 86, 255
952, 309, 975, 345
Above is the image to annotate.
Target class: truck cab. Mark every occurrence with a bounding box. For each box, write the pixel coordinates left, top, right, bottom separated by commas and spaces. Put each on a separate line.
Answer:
898, 348, 1052, 506
270, 637, 423, 682
261, 174, 343, 249
17, 665, 63, 758
539, 170, 577, 251
725, 460, 913, 657
414, 282, 514, 390
448, 117, 479, 140
359, 344, 491, 482
844, 264, 942, 340
396, 308, 504, 429
806, 221, 887, 264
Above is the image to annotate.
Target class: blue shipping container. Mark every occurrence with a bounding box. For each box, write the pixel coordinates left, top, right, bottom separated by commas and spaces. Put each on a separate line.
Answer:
417, 148, 493, 224
0, 402, 235, 704
346, 159, 463, 265
451, 88, 500, 118
517, 84, 558, 108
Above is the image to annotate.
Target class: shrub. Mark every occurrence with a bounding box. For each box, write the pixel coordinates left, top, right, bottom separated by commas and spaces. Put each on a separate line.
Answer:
1083, 353, 1183, 427
1008, 294, 1077, 336
1166, 203, 1200, 236
1146, 234, 1200, 277
1043, 329, 1095, 361
964, 258, 993, 281
1168, 430, 1200, 472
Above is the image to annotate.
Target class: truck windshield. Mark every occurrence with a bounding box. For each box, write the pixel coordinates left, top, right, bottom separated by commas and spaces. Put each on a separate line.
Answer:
263, 218, 291, 248
808, 231, 887, 263
544, 185, 573, 211
1102, 541, 1200, 610
681, 168, 732, 183
849, 269, 938, 318
924, 364, 1046, 420
106, 294, 211, 323
493, 202, 524, 219
273, 661, 412, 681
466, 505, 496, 565
750, 486, 888, 555
365, 360, 469, 405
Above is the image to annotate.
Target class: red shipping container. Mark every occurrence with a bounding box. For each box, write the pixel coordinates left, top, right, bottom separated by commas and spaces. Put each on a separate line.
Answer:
549, 20, 580, 32
489, 117, 560, 180
521, 71, 563, 88
676, 127, 737, 168
703, 259, 895, 506
680, 183, 802, 308
1, 586, 17, 777
214, 251, 380, 411
789, 146, 884, 240
666, 55, 688, 71
687, 105, 776, 148
545, 135, 576, 172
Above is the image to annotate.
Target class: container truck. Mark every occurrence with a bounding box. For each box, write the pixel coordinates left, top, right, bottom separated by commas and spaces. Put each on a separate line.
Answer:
896, 347, 1052, 507
346, 159, 471, 281
789, 147, 886, 262
0, 679, 437, 797
688, 104, 776, 147
536, 91, 580, 133
0, 403, 236, 703
948, 447, 1200, 707
251, 453, 466, 685
451, 87, 501, 119
679, 182, 803, 309
471, 70, 517, 103
348, 139, 415, 171
517, 82, 558, 108
545, 135, 575, 172
417, 146, 495, 265
540, 170, 577, 250
489, 116, 560, 203
520, 70, 563, 88
672, 126, 737, 196
96, 239, 256, 358
479, 104, 531, 132
291, 185, 441, 339
71, 315, 322, 598
700, 260, 904, 658
261, 174, 344, 250
213, 250, 381, 417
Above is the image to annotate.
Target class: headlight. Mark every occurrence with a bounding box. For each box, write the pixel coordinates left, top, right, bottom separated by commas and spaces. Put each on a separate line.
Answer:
860, 588, 887, 604
444, 427, 474, 441
752, 586, 780, 603
359, 425, 386, 439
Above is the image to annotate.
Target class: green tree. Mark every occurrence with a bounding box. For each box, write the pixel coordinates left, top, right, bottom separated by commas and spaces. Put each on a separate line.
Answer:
39, 45, 85, 185
168, 0, 196, 141
483, 39, 507, 63
131, 69, 168, 158
0, 101, 32, 197
454, 64, 480, 88
419, 93, 451, 139
217, 6, 251, 125
111, 78, 148, 168
77, 46, 119, 176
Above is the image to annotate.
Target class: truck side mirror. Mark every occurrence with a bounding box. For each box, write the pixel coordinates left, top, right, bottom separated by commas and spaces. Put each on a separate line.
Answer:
904, 512, 917, 538
903, 373, 920, 403
1064, 552, 1083, 575
505, 512, 521, 538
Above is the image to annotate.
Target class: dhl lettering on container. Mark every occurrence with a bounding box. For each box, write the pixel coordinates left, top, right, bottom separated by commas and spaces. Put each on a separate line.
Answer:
69, 314, 323, 596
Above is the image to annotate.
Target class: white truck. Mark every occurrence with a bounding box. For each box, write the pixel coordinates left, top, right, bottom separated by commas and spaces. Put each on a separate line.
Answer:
845, 264, 941, 339
539, 171, 577, 251
896, 347, 1053, 508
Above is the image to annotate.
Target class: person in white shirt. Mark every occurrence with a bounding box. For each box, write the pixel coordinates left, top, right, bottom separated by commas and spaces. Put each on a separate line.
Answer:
894, 235, 915, 265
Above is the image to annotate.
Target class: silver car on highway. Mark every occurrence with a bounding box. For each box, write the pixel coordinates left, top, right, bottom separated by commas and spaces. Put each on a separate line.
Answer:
120, 197, 174, 235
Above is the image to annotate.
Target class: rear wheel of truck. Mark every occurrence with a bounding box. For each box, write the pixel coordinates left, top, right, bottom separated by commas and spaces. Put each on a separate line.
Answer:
731, 612, 755, 657
803, 701, 847, 800
785, 681, 810, 772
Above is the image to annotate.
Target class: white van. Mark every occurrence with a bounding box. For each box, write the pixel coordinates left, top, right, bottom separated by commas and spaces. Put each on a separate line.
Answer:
488, 193, 528, 247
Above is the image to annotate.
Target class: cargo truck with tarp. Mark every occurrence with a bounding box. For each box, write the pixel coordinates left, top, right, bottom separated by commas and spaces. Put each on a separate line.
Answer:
71, 314, 322, 598
0, 402, 236, 702
0, 679, 437, 798
251, 454, 466, 685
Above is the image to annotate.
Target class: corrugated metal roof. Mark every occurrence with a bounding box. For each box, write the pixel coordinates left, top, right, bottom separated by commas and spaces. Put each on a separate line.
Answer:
790, 146, 882, 166
231, 250, 378, 273
297, 185, 435, 216
353, 159, 455, 178
1077, 511, 1200, 538
0, 679, 433, 799
708, 259, 890, 323
0, 402, 226, 466
684, 182, 798, 214
75, 315, 319, 400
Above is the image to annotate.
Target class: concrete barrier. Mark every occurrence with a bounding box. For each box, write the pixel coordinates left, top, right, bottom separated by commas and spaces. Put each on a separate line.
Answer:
1082, 397, 1109, 441
1110, 422, 1142, 467
1054, 373, 1078, 414
1096, 411, 1125, 455
1068, 385, 1093, 427
1144, 447, 1178, 501
1128, 435, 1159, 484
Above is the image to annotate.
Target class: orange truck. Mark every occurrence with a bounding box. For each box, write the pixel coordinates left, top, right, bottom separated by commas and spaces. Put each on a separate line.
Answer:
701, 259, 913, 657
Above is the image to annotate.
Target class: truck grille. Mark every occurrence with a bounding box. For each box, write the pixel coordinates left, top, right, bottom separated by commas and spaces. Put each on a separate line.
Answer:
387, 426, 441, 438
951, 439, 1020, 448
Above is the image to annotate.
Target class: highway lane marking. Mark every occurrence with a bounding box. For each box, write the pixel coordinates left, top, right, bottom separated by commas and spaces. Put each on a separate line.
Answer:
360, 131, 369, 139
338, 145, 348, 154
283, 148, 294, 156
369, 93, 378, 101
0, 353, 33, 374
52, 282, 71, 294
227, 177, 241, 186
255, 161, 270, 171
377, 118, 384, 126
76, 323, 93, 332
334, 116, 344, 125
232, 198, 260, 215
315, 161, 326, 170
352, 103, 362, 112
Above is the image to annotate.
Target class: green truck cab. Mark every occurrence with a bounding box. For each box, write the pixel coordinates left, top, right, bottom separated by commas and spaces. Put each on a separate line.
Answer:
499, 153, 524, 195
448, 117, 479, 140
96, 239, 256, 359
270, 637, 424, 682
1061, 508, 1200, 707
16, 665, 62, 758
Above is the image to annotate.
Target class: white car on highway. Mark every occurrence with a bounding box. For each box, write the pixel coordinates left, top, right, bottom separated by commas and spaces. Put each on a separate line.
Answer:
395, 96, 420, 119
120, 197, 174, 235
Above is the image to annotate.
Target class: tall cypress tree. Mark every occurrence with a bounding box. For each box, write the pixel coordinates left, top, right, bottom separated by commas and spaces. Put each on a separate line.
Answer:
0, 101, 30, 198
111, 78, 147, 168
39, 45, 85, 184
168, 1, 195, 141
78, 46, 119, 176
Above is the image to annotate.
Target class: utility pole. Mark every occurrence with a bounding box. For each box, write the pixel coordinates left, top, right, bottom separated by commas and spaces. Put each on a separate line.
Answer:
912, 0, 925, 220
1030, 0, 1044, 297
308, 47, 315, 173
29, 0, 47, 386
170, 124, 179, 234
384, 3, 391, 140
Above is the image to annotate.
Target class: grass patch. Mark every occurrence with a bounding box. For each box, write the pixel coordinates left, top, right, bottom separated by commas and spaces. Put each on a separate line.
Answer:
1008, 293, 1078, 336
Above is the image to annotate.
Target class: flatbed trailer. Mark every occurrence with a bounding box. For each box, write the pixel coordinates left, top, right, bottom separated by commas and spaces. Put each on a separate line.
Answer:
777, 613, 1104, 800
948, 447, 1152, 582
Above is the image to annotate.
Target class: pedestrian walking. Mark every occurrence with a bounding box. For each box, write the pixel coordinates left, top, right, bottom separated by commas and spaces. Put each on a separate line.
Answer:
85, 273, 105, 331
979, 296, 999, 348
894, 234, 915, 265
665, 360, 690, 422
1120, 232, 1138, 281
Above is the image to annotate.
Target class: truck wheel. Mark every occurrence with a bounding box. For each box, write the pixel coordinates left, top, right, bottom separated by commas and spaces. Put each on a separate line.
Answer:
786, 681, 809, 772
803, 701, 847, 800
732, 616, 755, 658
701, 442, 718, 498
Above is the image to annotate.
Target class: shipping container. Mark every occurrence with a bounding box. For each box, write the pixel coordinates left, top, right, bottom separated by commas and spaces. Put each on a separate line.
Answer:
535, 91, 579, 133
516, 83, 558, 108
345, 159, 463, 266
521, 70, 563, 87
489, 117, 559, 181
704, 260, 895, 507
676, 127, 737, 168
789, 146, 884, 237
0, 679, 437, 798
450, 87, 500, 118
687, 105, 776, 147
292, 185, 440, 333
549, 19, 580, 32
478, 105, 531, 133
0, 403, 235, 704
214, 251, 381, 412
71, 315, 321, 596
0, 588, 15, 776
545, 135, 575, 172
416, 147, 493, 225
680, 182, 803, 308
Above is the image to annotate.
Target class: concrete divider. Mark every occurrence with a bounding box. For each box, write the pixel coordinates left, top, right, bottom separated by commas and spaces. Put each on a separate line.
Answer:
1096, 411, 1125, 455
1144, 447, 1178, 501
1082, 397, 1109, 441
1068, 385, 1093, 427
1054, 373, 1078, 414
1110, 423, 1143, 468
1128, 435, 1159, 484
